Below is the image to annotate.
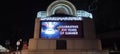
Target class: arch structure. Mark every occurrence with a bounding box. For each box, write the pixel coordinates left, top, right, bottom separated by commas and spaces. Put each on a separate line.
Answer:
47, 0, 76, 16
37, 0, 93, 19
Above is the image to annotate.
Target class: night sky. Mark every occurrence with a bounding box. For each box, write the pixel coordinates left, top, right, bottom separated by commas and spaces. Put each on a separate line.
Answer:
0, 0, 119, 50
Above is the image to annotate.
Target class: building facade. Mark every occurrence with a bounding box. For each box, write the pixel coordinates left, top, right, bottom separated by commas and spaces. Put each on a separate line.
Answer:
22, 0, 108, 54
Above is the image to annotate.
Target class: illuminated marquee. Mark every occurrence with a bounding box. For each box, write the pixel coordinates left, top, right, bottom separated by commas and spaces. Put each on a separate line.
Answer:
40, 17, 83, 39
41, 17, 82, 21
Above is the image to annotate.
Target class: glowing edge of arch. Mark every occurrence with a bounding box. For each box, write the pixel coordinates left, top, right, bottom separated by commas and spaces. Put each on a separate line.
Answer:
51, 4, 73, 15
47, 0, 77, 16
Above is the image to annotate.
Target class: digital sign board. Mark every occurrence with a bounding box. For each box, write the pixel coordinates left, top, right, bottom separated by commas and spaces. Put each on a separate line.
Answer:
40, 17, 83, 39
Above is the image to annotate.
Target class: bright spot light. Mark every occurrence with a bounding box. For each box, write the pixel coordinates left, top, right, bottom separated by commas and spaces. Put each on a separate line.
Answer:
45, 29, 55, 34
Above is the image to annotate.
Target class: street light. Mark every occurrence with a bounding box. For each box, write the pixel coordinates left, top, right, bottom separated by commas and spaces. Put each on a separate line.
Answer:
16, 40, 20, 54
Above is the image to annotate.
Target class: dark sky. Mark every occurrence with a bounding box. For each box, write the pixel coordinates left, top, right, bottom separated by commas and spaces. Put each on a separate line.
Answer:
0, 0, 119, 48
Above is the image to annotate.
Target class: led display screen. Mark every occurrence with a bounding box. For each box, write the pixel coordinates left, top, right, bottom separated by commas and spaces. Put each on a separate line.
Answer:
40, 17, 83, 39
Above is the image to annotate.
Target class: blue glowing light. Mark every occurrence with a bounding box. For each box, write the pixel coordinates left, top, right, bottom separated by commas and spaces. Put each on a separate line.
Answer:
41, 22, 60, 39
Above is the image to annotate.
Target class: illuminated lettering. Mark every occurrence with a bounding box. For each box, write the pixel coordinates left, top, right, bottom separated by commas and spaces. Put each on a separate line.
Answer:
59, 25, 78, 28
67, 29, 77, 31
60, 32, 64, 35
61, 29, 67, 31
65, 32, 78, 35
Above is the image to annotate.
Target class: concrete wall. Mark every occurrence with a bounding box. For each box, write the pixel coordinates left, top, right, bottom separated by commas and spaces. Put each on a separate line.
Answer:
21, 18, 107, 54
83, 18, 96, 39
22, 49, 109, 54
28, 39, 101, 50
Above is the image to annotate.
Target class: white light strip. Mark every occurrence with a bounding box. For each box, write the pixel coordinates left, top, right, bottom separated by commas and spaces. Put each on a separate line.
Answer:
40, 17, 82, 21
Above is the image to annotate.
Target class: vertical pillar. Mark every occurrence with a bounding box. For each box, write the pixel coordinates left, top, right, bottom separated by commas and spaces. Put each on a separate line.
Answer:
34, 18, 40, 39
28, 18, 40, 50
98, 40, 102, 50
83, 18, 96, 39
